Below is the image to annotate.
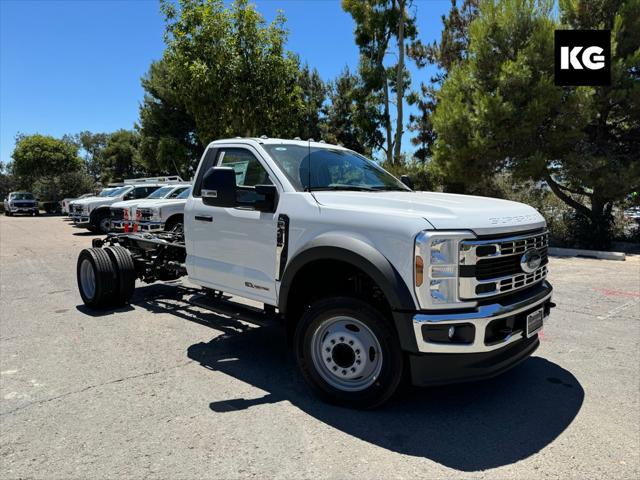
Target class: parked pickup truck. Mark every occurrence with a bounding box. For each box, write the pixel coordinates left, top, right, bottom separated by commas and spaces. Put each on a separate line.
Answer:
61, 193, 94, 215
4, 191, 39, 216
133, 186, 192, 232
76, 138, 554, 408
70, 177, 184, 233
109, 183, 190, 232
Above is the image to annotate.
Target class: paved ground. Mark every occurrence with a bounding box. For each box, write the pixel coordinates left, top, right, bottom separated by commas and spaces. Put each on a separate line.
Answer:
1, 215, 639, 479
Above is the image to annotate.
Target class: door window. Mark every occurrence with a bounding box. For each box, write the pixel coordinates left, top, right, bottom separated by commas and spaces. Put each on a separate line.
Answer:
218, 149, 272, 187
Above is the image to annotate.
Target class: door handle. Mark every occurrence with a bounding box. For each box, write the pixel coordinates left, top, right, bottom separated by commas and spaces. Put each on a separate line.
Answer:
195, 215, 213, 222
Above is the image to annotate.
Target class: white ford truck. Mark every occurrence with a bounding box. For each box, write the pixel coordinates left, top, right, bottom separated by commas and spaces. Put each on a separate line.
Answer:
76, 138, 554, 408
133, 186, 192, 232
109, 183, 190, 232
70, 177, 184, 233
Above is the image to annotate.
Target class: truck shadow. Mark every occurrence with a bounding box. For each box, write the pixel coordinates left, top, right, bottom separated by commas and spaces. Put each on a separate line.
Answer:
134, 283, 585, 472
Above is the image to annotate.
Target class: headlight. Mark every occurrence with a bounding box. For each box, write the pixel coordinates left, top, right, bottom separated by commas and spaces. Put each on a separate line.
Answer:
414, 231, 476, 309
82, 205, 89, 214
148, 208, 161, 221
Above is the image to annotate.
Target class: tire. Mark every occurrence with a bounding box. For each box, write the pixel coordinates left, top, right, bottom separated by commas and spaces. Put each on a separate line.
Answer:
77, 248, 118, 309
104, 246, 136, 305
294, 297, 403, 409
93, 211, 111, 234
4, 211, 11, 216
164, 215, 183, 232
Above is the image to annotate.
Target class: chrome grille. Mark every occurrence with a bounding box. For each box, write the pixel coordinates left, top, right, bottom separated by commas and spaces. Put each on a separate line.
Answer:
459, 230, 548, 300
136, 208, 153, 222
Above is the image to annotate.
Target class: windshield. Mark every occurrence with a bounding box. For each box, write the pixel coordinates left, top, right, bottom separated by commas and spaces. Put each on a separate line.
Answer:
146, 186, 174, 199
10, 192, 35, 200
98, 189, 114, 197
177, 187, 192, 199
107, 187, 129, 197
262, 145, 409, 192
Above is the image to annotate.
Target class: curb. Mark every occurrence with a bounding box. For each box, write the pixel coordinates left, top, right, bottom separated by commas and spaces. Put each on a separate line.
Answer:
548, 247, 625, 261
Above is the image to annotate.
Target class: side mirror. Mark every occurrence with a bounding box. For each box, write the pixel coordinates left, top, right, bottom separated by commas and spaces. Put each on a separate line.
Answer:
401, 175, 414, 190
202, 167, 237, 207
254, 184, 278, 213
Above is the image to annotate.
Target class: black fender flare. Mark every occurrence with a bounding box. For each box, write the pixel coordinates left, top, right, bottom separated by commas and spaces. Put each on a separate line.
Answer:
278, 234, 418, 351
89, 206, 111, 224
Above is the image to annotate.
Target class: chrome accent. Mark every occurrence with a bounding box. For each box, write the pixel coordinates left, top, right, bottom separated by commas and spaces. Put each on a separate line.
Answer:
459, 230, 548, 265
413, 283, 552, 353
201, 189, 218, 198
460, 265, 548, 299
459, 230, 548, 300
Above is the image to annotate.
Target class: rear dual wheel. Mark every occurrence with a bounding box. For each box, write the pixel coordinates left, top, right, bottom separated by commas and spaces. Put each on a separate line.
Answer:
77, 246, 135, 309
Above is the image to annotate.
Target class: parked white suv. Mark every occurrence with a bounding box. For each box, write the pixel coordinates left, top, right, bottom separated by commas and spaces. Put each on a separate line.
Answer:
70, 177, 184, 233
109, 184, 190, 231
77, 138, 553, 408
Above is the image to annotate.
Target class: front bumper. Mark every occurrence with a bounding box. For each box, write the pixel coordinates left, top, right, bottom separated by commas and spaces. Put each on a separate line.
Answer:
405, 281, 553, 386
72, 214, 90, 226
137, 221, 165, 232
8, 206, 38, 213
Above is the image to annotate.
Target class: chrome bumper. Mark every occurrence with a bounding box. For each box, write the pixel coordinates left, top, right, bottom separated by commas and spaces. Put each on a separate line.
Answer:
413, 282, 552, 354
137, 221, 164, 232
72, 215, 90, 225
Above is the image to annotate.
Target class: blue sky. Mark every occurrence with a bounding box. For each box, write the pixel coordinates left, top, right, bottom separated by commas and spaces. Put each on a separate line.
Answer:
0, 0, 452, 164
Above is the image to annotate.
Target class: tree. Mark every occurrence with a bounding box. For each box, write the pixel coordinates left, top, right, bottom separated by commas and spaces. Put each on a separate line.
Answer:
11, 134, 83, 186
408, 0, 479, 162
138, 59, 201, 178
297, 64, 326, 141
432, 0, 640, 248
159, 0, 306, 145
343, 0, 423, 164
77, 131, 109, 181
320, 67, 382, 155
0, 162, 17, 202
100, 130, 143, 183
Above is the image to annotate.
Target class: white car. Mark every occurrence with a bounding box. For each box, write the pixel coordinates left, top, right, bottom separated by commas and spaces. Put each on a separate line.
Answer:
109, 184, 190, 231
133, 186, 192, 232
77, 138, 553, 408
69, 177, 184, 233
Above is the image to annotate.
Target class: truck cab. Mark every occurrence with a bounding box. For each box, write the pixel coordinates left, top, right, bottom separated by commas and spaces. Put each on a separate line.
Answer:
77, 138, 553, 408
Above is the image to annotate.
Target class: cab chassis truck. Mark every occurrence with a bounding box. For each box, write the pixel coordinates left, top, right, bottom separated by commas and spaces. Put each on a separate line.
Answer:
77, 138, 554, 408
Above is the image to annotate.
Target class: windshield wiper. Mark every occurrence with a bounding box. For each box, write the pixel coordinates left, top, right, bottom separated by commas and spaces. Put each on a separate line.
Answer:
370, 185, 410, 191
310, 186, 376, 192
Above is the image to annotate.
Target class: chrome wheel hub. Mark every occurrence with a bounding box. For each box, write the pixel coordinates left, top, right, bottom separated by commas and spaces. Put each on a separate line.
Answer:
311, 316, 383, 392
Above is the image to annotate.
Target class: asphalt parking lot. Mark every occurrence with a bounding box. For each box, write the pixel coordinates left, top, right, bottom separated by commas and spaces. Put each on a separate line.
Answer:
1, 215, 638, 479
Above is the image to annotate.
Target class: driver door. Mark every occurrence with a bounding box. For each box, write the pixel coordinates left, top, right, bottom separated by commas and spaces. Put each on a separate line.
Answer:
187, 147, 279, 304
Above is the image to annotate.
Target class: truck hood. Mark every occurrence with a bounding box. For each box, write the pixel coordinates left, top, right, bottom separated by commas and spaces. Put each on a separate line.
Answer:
312, 191, 546, 236
142, 199, 187, 208
110, 199, 142, 209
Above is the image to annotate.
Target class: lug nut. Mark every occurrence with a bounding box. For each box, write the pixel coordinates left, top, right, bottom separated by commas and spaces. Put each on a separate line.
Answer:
326, 357, 331, 362
356, 360, 361, 365
342, 370, 347, 375
332, 366, 337, 371
340, 337, 344, 342
349, 340, 354, 345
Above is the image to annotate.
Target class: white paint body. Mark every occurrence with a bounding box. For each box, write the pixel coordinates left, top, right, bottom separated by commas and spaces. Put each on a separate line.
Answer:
184, 139, 546, 308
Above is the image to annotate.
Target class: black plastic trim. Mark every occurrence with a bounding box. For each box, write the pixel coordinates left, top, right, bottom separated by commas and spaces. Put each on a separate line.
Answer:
408, 335, 540, 386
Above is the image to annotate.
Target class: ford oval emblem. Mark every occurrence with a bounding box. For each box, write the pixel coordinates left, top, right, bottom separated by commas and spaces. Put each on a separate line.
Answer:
520, 249, 542, 274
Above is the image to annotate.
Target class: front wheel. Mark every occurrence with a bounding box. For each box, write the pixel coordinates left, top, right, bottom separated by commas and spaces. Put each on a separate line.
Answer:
294, 297, 403, 409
